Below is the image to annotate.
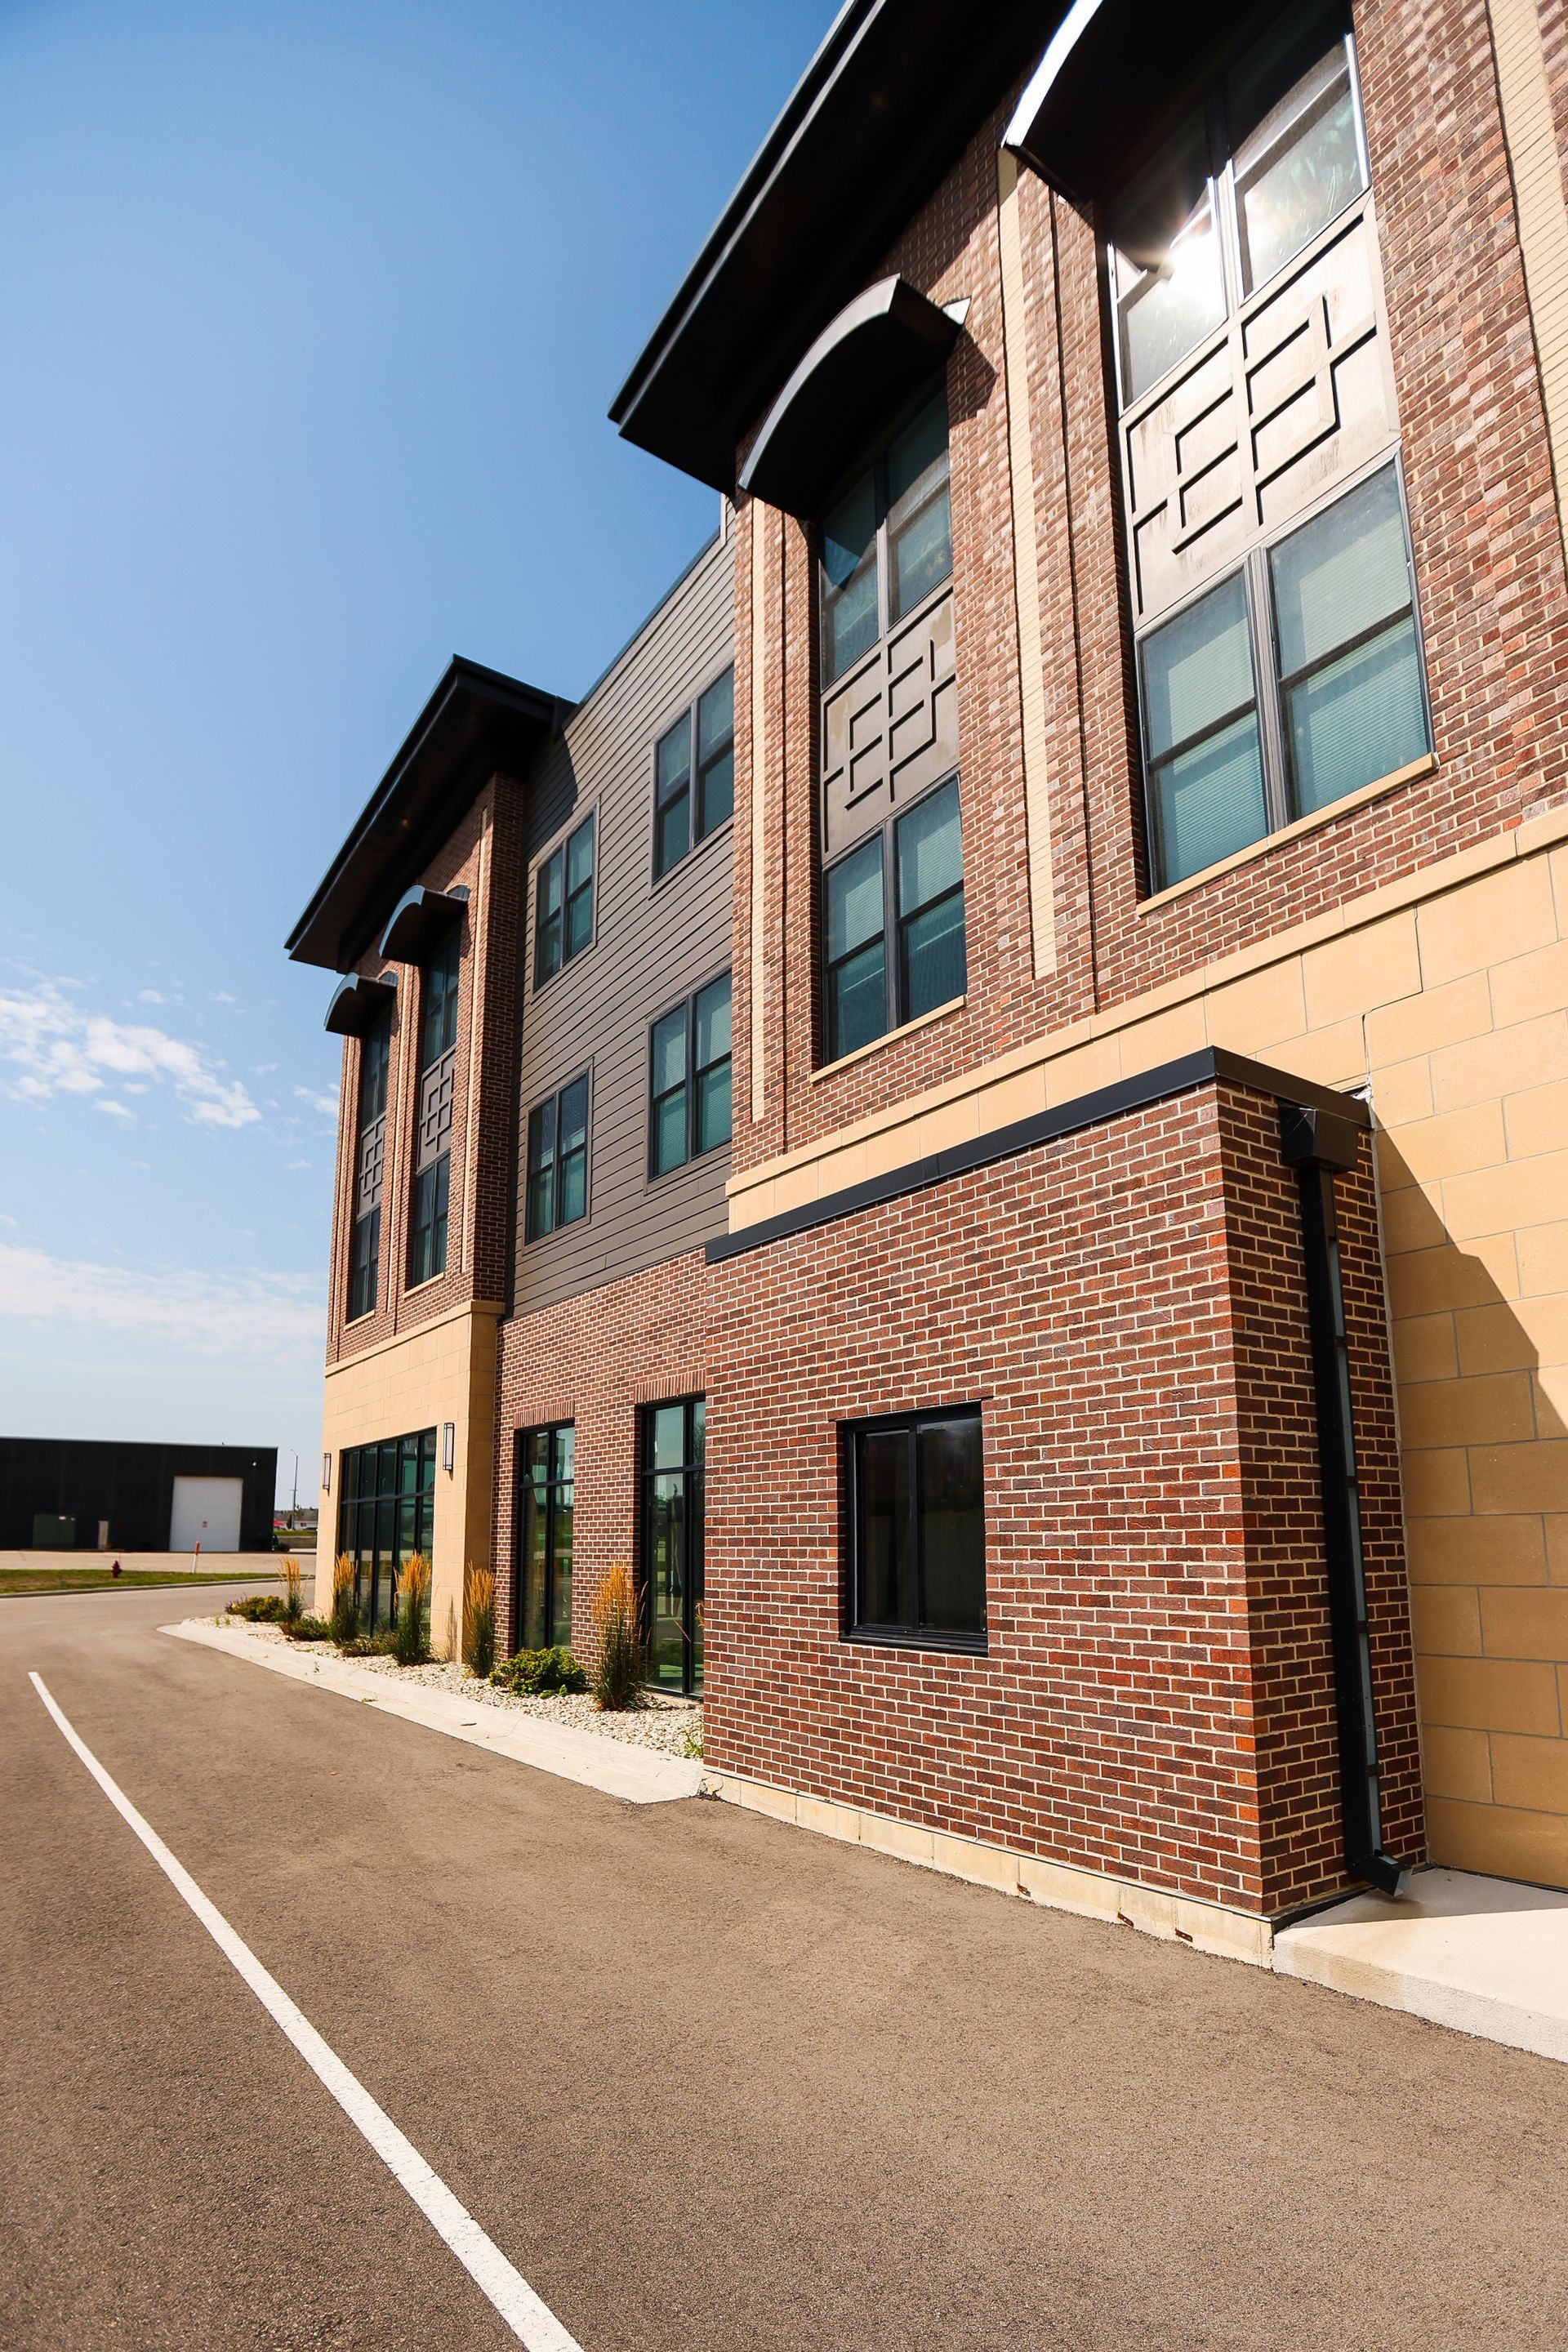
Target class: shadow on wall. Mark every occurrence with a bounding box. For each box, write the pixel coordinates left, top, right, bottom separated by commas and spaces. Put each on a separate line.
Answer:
1375, 1127, 1568, 1890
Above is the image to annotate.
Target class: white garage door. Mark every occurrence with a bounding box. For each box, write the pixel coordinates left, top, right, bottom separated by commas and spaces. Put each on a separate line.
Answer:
169, 1476, 244, 1553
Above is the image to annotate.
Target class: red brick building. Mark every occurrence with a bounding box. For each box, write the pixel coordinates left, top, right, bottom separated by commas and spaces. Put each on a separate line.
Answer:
292, 0, 1568, 1952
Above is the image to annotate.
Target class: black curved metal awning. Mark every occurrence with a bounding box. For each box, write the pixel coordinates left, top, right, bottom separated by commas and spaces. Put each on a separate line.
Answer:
323, 972, 397, 1039
377, 884, 468, 965
737, 276, 963, 519
1003, 0, 1253, 200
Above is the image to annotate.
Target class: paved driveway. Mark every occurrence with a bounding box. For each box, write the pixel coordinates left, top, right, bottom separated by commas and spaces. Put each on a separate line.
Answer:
5, 1585, 1566, 2351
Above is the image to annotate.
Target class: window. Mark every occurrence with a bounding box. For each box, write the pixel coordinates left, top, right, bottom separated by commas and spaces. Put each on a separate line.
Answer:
347, 1008, 390, 1322
1142, 463, 1428, 886
648, 972, 732, 1178
336, 1428, 435, 1633
823, 776, 965, 1062
844, 1407, 985, 1650
641, 1398, 704, 1695
653, 669, 734, 880
820, 393, 952, 688
408, 925, 460, 1287
534, 813, 595, 985
516, 1424, 573, 1651
526, 1071, 590, 1240
1107, 0, 1368, 407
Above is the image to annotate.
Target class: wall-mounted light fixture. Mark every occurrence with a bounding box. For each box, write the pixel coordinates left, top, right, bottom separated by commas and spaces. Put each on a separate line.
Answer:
322, 1453, 332, 1492
441, 1422, 456, 1475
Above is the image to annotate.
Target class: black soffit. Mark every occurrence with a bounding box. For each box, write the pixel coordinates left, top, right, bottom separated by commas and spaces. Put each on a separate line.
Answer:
378, 883, 469, 964
1003, 0, 1258, 202
737, 278, 964, 519
286, 657, 568, 974
323, 972, 397, 1039
608, 0, 1062, 492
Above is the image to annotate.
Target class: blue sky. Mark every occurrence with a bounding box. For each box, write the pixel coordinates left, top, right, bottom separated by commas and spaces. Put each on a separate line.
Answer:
0, 0, 831, 1506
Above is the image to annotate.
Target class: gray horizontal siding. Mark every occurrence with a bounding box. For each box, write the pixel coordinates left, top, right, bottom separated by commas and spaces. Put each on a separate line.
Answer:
512, 529, 736, 1315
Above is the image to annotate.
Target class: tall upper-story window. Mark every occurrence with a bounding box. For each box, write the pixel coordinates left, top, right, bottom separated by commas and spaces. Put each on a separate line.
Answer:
535, 812, 595, 986
408, 926, 459, 1286
347, 1006, 390, 1322
654, 670, 734, 880
648, 971, 732, 1178
817, 390, 964, 1065
526, 1071, 590, 1241
1107, 0, 1431, 890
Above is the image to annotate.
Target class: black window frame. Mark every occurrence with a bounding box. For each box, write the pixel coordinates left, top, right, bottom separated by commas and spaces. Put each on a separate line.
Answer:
346, 1007, 391, 1325
406, 924, 461, 1290
647, 969, 733, 1180
524, 1069, 591, 1242
1137, 456, 1432, 892
407, 1152, 451, 1288
533, 810, 596, 988
821, 773, 966, 1065
639, 1395, 705, 1697
842, 1404, 987, 1655
419, 925, 461, 1068
817, 387, 954, 691
336, 1428, 436, 1634
652, 666, 735, 884
514, 1423, 575, 1654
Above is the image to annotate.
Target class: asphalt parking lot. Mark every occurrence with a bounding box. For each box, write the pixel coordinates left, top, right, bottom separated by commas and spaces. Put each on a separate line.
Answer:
5, 1583, 1567, 2352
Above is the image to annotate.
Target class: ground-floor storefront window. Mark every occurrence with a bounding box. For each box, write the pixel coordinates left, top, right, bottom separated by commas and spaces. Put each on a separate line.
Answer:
516, 1424, 574, 1650
336, 1429, 436, 1632
642, 1397, 704, 1695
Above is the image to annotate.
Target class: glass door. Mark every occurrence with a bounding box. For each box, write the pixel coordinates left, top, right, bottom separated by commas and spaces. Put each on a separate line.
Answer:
517, 1425, 574, 1652
641, 1398, 704, 1696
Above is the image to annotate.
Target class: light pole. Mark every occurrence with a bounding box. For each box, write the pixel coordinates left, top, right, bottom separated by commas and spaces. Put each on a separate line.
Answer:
285, 1450, 299, 1527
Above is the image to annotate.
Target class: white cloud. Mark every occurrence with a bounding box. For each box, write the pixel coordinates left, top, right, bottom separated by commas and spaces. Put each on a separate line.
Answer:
94, 1099, 134, 1120
253, 1062, 278, 1076
137, 987, 166, 1004
0, 973, 260, 1129
211, 990, 237, 1004
287, 1159, 310, 1170
0, 1242, 323, 1360
294, 1084, 339, 1119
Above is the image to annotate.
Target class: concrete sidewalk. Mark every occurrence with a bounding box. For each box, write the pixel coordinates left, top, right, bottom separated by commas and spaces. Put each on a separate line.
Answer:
164, 1615, 703, 1804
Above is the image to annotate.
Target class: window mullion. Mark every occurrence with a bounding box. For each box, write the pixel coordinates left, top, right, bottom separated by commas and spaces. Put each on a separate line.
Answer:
687, 997, 697, 1160
1247, 548, 1292, 833
884, 818, 898, 1031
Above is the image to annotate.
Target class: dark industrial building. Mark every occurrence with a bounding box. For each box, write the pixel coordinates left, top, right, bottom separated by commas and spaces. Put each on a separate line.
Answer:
0, 1437, 278, 1553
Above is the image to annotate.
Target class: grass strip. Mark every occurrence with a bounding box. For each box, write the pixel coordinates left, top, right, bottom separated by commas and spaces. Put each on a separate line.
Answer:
0, 1570, 281, 1597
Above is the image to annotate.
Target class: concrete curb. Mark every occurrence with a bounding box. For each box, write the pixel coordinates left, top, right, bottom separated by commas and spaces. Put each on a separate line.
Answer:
163, 1618, 704, 1806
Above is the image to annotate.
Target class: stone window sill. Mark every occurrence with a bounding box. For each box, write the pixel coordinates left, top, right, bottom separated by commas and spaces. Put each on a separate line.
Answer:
809, 993, 966, 1085
1138, 753, 1437, 915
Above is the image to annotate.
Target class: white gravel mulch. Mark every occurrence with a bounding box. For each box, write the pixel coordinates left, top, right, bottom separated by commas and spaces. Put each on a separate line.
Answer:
215, 1614, 702, 1758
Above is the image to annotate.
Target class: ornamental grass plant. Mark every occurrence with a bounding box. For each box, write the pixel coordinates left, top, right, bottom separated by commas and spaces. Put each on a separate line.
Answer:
279, 1557, 304, 1629
330, 1551, 361, 1646
463, 1564, 497, 1680
590, 1561, 644, 1712
394, 1553, 432, 1667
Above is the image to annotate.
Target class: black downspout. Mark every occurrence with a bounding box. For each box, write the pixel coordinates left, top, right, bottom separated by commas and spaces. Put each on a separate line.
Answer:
1280, 1102, 1413, 1900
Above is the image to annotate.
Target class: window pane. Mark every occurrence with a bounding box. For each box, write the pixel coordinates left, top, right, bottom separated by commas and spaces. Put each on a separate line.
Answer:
860, 1430, 911, 1627
918, 1419, 984, 1634
1231, 14, 1363, 292
698, 747, 734, 838
650, 1405, 685, 1471
890, 486, 954, 622
692, 1400, 705, 1463
825, 836, 884, 961
1270, 466, 1413, 679
651, 1006, 687, 1096
551, 1487, 572, 1650
821, 470, 879, 684
536, 849, 563, 985
888, 394, 948, 509
1143, 572, 1256, 757
557, 1426, 574, 1482
653, 1089, 687, 1175
889, 395, 953, 621
656, 713, 691, 802
559, 1142, 586, 1226
895, 779, 962, 916
697, 670, 733, 762
1111, 115, 1226, 403
564, 883, 593, 960
528, 1098, 554, 1174
566, 814, 594, 896
656, 790, 689, 877
901, 889, 967, 1022
694, 973, 731, 1071
828, 940, 887, 1061
558, 1076, 588, 1156
1285, 615, 1428, 815
1152, 711, 1267, 884
695, 1060, 731, 1155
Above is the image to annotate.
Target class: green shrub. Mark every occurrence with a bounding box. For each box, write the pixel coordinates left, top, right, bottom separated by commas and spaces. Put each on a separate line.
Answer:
488, 1645, 586, 1697
330, 1551, 362, 1646
463, 1564, 497, 1680
339, 1630, 399, 1658
392, 1554, 432, 1668
227, 1593, 288, 1624
590, 1563, 644, 1712
290, 1615, 333, 1642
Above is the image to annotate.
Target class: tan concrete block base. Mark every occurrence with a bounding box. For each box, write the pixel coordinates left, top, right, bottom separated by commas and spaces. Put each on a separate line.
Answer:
702, 1771, 1274, 1967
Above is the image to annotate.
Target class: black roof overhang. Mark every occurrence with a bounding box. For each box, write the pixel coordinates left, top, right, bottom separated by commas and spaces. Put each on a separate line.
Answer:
608, 0, 1064, 494
323, 972, 398, 1038
737, 277, 963, 519
378, 884, 469, 964
1003, 0, 1267, 202
286, 658, 568, 974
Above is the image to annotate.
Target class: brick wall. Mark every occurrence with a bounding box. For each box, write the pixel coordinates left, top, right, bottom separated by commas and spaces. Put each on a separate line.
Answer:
492, 1252, 707, 1658
706, 1072, 1421, 1918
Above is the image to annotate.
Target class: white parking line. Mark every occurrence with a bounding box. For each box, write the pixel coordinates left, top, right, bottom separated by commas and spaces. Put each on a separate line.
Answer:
29, 1671, 584, 2352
